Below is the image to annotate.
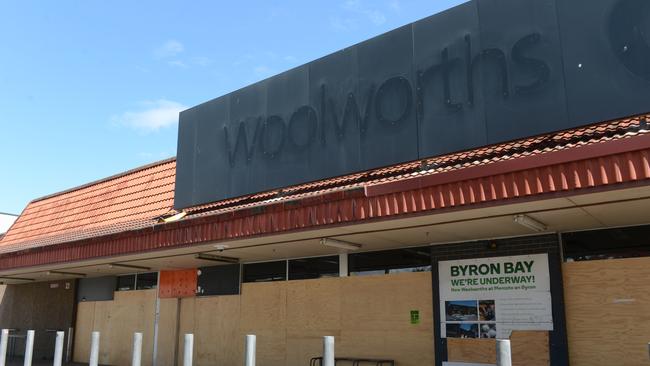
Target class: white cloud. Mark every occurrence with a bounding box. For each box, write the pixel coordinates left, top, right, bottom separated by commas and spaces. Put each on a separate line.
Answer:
111, 99, 187, 132
168, 60, 188, 68
155, 40, 184, 59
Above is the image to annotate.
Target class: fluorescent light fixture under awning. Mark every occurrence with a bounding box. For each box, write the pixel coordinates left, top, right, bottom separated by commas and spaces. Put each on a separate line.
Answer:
196, 253, 239, 264
108, 263, 151, 271
46, 270, 86, 278
513, 214, 547, 232
320, 238, 362, 251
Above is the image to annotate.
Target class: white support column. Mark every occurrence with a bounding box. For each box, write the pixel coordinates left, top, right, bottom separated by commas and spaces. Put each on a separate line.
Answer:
244, 335, 256, 366
132, 332, 143, 366
323, 336, 335, 366
23, 330, 34, 366
183, 334, 193, 366
339, 253, 348, 277
53, 331, 65, 366
89, 331, 100, 366
496, 339, 512, 366
0, 329, 8, 366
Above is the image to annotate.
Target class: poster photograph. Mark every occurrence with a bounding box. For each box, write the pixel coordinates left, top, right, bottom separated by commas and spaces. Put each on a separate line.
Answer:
439, 253, 553, 339
445, 300, 478, 321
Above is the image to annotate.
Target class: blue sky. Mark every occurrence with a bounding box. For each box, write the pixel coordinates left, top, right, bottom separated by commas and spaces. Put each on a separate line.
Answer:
0, 0, 464, 214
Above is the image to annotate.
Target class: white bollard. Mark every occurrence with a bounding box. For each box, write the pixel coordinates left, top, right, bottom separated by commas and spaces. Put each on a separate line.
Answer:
132, 332, 143, 366
0, 329, 8, 366
53, 331, 65, 366
496, 339, 512, 366
323, 336, 335, 366
23, 330, 34, 366
244, 335, 256, 366
89, 331, 100, 366
183, 334, 193, 366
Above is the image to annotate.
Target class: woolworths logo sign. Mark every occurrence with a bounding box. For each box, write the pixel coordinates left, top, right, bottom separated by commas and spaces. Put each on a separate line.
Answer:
450, 260, 537, 291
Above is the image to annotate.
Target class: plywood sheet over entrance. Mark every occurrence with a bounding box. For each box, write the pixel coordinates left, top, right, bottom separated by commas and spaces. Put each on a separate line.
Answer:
73, 289, 157, 365
563, 257, 650, 366
176, 271, 433, 366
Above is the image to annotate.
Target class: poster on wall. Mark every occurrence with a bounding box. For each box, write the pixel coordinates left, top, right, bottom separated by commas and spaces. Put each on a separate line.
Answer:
439, 253, 553, 339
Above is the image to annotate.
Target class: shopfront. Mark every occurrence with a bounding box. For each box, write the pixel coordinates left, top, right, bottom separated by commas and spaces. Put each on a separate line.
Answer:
1, 0, 650, 365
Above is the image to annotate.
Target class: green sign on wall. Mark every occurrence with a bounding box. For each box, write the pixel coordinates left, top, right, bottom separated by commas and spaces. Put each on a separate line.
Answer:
410, 310, 420, 325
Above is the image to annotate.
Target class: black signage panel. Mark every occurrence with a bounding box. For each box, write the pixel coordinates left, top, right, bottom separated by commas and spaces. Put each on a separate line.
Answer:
477, 0, 570, 143
413, 2, 487, 157
557, 0, 650, 125
307, 47, 362, 181
174, 0, 650, 209
357, 24, 418, 170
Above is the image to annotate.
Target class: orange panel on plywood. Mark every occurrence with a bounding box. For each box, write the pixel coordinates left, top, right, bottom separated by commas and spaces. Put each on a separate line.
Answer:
159, 269, 197, 298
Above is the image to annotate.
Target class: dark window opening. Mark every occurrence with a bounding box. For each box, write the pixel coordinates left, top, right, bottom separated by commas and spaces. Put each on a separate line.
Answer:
116, 272, 158, 291
289, 256, 339, 280
135, 272, 158, 290
116, 274, 135, 291
563, 225, 650, 261
197, 264, 241, 296
243, 261, 287, 283
349, 246, 432, 276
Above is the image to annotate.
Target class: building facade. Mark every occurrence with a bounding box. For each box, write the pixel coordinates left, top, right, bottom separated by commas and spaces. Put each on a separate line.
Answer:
2, 1, 650, 365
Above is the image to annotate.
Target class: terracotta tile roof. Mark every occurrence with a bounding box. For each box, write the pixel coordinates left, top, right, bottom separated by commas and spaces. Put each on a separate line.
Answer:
0, 114, 648, 255
0, 158, 176, 254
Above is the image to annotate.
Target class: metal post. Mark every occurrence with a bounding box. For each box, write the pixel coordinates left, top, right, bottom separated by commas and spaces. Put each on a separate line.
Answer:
244, 335, 256, 366
53, 331, 64, 366
23, 330, 34, 366
183, 334, 193, 366
0, 329, 8, 366
323, 336, 335, 366
65, 327, 74, 363
89, 331, 100, 366
496, 339, 512, 366
132, 332, 143, 366
152, 271, 161, 366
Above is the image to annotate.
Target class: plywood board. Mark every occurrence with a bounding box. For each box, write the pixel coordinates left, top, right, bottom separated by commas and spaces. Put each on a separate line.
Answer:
177, 297, 196, 366
286, 278, 342, 366
564, 257, 650, 366
240, 282, 287, 366
73, 301, 95, 363
159, 269, 198, 298
447, 331, 548, 366
73, 289, 157, 366
338, 272, 434, 366
75, 272, 436, 366
194, 296, 242, 366
157, 298, 179, 366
